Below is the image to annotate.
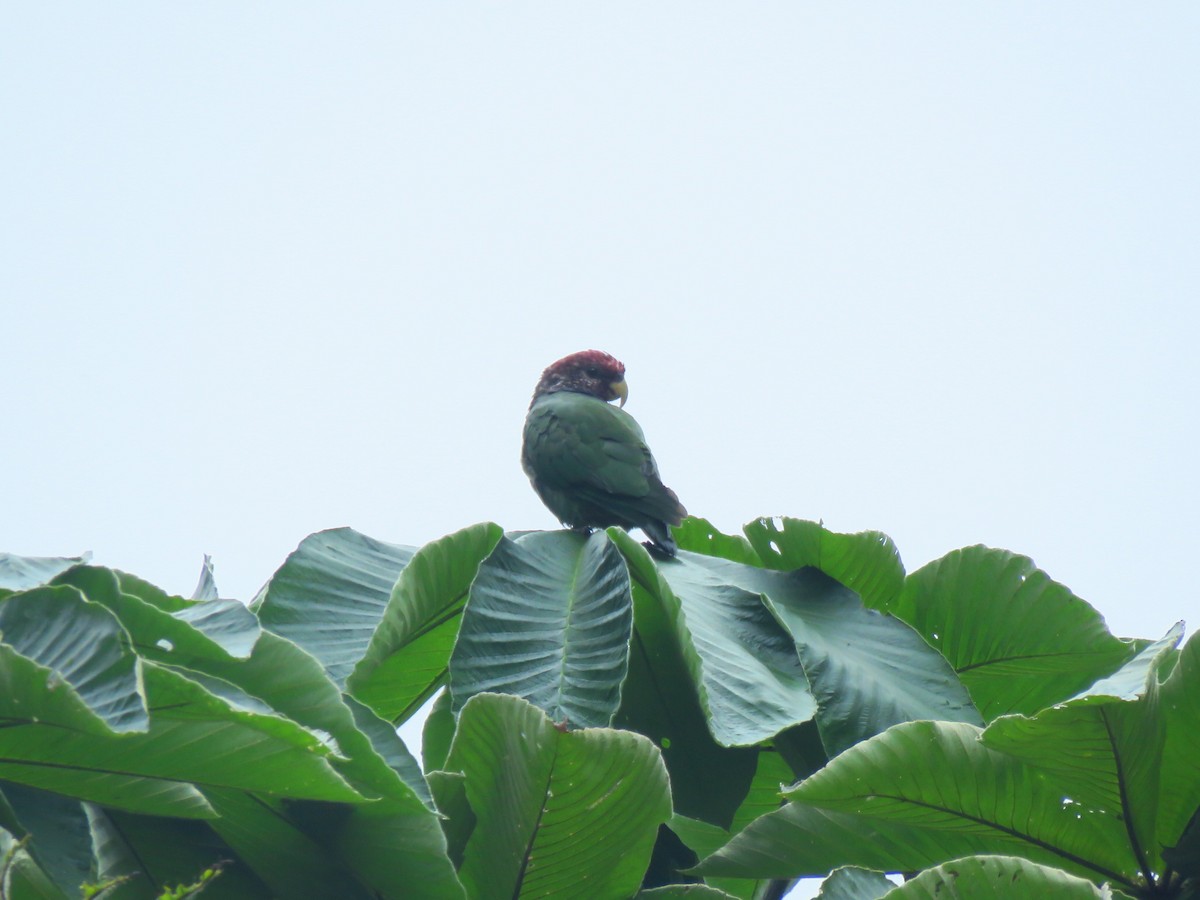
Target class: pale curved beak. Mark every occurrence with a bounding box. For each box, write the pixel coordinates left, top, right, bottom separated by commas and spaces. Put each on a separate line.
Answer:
610, 379, 629, 408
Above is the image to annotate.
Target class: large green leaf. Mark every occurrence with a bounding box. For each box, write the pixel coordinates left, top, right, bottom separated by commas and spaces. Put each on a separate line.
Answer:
697, 721, 1139, 890
449, 531, 633, 728
253, 527, 416, 686
446, 693, 671, 900
889, 547, 1137, 720
68, 566, 460, 891
0, 654, 361, 815
743, 517, 905, 611
0, 585, 147, 733
613, 534, 757, 827
612, 536, 816, 748
348, 522, 502, 723
883, 855, 1131, 899
756, 566, 980, 755
658, 552, 977, 755
983, 625, 1182, 879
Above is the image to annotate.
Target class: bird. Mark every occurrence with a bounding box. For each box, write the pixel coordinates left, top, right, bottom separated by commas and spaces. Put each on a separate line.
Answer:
521, 350, 687, 557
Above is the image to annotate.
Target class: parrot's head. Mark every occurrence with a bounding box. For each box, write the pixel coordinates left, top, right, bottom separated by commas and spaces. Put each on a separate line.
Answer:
532, 350, 629, 407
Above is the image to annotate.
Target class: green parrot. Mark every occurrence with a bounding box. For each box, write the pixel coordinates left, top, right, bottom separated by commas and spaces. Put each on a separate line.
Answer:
522, 350, 687, 557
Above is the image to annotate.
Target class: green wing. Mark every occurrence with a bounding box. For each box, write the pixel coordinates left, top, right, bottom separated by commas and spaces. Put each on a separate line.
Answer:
522, 391, 683, 529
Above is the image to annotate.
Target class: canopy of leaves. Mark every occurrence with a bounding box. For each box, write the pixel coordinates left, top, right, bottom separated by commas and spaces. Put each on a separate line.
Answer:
0, 516, 1189, 899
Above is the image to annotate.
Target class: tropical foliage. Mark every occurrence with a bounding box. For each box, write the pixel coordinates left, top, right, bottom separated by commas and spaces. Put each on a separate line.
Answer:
0, 517, 1195, 898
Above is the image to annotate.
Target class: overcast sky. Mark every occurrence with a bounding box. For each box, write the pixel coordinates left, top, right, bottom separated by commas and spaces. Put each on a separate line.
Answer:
3, 9, 1197, 890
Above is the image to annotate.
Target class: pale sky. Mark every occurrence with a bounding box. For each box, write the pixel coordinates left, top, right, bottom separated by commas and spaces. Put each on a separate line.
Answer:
3, 7, 1198, 893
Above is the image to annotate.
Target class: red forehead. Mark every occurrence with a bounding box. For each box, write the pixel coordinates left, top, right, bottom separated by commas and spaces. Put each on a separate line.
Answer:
551, 349, 625, 377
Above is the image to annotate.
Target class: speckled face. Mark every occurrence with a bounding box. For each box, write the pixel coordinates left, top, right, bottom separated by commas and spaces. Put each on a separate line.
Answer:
532, 350, 627, 403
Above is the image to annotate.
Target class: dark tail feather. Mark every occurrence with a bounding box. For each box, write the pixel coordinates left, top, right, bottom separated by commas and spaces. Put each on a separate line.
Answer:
641, 520, 678, 558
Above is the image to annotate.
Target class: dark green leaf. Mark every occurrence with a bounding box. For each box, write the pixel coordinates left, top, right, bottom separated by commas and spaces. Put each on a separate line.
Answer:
1, 585, 147, 733
0, 784, 91, 899
611, 531, 760, 826
626, 542, 817, 748
1163, 805, 1200, 879
0, 823, 68, 900
253, 527, 416, 686
86, 804, 269, 900
449, 531, 632, 728
757, 566, 980, 755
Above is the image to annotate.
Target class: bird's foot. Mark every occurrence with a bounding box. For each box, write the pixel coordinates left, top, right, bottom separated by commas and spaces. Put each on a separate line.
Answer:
569, 526, 594, 536
643, 540, 677, 560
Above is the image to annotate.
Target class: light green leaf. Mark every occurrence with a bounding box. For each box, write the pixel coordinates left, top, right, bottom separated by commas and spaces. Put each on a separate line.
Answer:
253, 527, 416, 686
982, 625, 1182, 876
447, 693, 671, 900
889, 547, 1137, 720
883, 855, 1125, 898
673, 517, 762, 566
817, 866, 895, 899
449, 531, 632, 728
0, 553, 90, 592
744, 517, 905, 611
190, 554, 219, 601
348, 522, 502, 723
422, 689, 456, 774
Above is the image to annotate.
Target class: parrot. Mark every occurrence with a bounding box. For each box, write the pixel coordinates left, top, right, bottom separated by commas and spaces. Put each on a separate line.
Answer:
521, 349, 687, 557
